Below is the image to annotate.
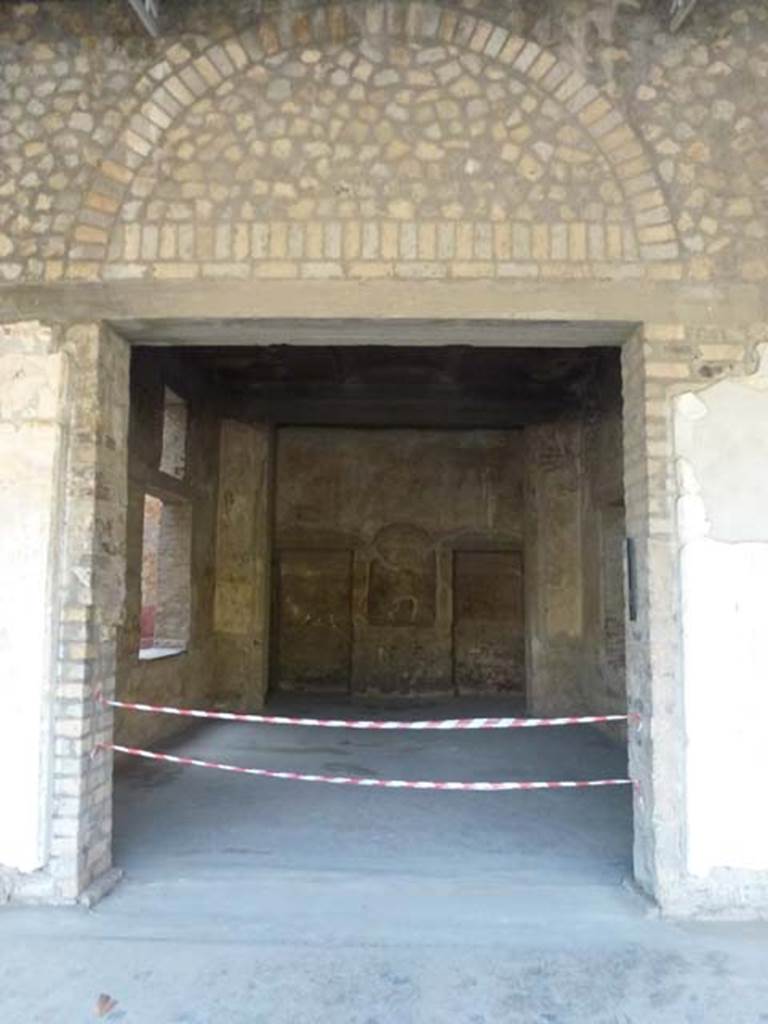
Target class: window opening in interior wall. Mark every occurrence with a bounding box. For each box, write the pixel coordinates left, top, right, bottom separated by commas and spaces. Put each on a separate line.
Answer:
159, 387, 187, 479
139, 492, 192, 660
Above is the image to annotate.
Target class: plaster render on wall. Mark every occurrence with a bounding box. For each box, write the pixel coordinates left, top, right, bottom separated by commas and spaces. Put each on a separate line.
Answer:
214, 419, 273, 709
0, 344, 65, 872
675, 345, 768, 880
524, 408, 625, 720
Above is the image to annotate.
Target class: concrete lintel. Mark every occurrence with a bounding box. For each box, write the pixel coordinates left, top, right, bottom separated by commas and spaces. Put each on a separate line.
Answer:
0, 279, 763, 333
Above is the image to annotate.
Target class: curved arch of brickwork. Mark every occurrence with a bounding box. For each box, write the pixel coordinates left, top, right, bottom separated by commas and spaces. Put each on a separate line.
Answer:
67, 1, 680, 280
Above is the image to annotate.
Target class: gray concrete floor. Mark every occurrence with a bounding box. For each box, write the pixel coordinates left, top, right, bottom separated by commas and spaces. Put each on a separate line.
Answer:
1, 696, 767, 1024
113, 695, 633, 887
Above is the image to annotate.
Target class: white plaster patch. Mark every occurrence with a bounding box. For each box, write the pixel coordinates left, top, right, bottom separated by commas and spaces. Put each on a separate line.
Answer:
675, 367, 768, 878
0, 321, 53, 356
0, 355, 62, 423
676, 391, 708, 422
0, 347, 65, 873
675, 363, 768, 543
0, 425, 60, 871
676, 470, 709, 546
748, 343, 768, 390
682, 538, 768, 876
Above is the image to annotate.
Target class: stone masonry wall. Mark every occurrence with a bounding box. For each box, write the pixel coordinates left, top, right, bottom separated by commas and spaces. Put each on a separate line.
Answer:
51, 323, 129, 903
0, 0, 766, 288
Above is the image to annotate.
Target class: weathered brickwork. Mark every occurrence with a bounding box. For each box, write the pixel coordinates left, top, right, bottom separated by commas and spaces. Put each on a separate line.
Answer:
49, 324, 129, 901
94, 27, 678, 282
1, 0, 767, 286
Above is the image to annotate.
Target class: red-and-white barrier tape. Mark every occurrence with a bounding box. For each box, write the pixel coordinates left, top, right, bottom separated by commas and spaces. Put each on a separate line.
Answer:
104, 743, 633, 791
99, 695, 630, 731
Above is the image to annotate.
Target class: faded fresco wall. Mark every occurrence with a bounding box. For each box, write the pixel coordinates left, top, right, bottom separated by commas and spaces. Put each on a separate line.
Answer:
273, 419, 624, 707
273, 427, 525, 697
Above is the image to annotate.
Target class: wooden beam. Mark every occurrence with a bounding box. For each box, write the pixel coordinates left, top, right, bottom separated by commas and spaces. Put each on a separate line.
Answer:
129, 465, 192, 504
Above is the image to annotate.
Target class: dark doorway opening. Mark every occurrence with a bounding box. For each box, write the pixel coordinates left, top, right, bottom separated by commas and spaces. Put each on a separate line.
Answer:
112, 329, 631, 900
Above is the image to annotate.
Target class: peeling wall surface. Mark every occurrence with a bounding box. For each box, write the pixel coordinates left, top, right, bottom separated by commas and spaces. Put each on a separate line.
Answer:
675, 349, 768, 880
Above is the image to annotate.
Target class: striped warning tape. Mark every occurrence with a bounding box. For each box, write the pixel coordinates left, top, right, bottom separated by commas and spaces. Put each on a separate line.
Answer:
99, 695, 631, 731
103, 743, 634, 791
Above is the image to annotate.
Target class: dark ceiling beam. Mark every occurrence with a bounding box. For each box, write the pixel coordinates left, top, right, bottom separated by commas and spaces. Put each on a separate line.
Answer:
126, 0, 161, 36
216, 395, 578, 429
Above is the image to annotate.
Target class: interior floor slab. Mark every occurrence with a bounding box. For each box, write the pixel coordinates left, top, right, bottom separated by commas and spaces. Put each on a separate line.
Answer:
112, 696, 631, 887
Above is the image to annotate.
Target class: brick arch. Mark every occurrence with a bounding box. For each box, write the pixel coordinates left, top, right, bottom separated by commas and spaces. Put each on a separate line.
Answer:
68, 1, 679, 277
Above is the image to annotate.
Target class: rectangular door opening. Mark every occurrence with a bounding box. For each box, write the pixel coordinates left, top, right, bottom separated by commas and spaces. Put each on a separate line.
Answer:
110, 324, 632, 899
